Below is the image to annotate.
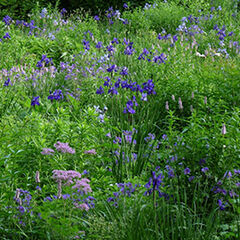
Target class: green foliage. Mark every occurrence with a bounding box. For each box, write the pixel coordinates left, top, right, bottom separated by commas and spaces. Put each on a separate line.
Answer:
0, 0, 55, 19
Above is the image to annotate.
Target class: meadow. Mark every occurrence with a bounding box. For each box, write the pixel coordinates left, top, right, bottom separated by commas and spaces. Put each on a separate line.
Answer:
0, 0, 240, 239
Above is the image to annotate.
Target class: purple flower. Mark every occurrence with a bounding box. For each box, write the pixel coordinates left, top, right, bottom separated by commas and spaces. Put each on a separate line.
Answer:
62, 194, 70, 200
40, 8, 48, 18
144, 171, 164, 196
199, 159, 206, 165
162, 134, 167, 140
122, 19, 129, 24
111, 38, 119, 44
31, 96, 40, 106
153, 54, 167, 64
142, 79, 156, 95
106, 44, 114, 53
107, 64, 117, 73
94, 15, 100, 21
96, 86, 104, 95
60, 8, 67, 15
201, 167, 209, 173
218, 199, 227, 210
223, 171, 232, 179
82, 170, 89, 175
44, 196, 53, 202
96, 41, 103, 49
123, 97, 138, 114
3, 15, 12, 25
48, 89, 64, 101
188, 176, 195, 182
184, 168, 191, 175
141, 93, 148, 101
234, 169, 240, 175
120, 67, 128, 75
106, 132, 111, 138
3, 32, 11, 39
108, 87, 118, 95
124, 44, 135, 55
83, 40, 90, 51
3, 78, 11, 86
123, 3, 128, 9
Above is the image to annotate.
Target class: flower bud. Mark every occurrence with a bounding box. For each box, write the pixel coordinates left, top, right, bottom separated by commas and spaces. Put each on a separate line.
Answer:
165, 101, 169, 111
178, 97, 183, 109
35, 171, 40, 183
222, 123, 227, 135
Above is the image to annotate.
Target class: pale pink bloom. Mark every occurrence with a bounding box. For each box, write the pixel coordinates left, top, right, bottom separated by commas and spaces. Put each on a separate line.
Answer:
190, 105, 193, 112
35, 171, 40, 183
54, 141, 75, 154
165, 101, 169, 111
204, 96, 207, 104
72, 178, 92, 193
52, 170, 81, 186
178, 97, 183, 109
222, 124, 227, 135
191, 92, 194, 99
171, 95, 175, 101
73, 203, 90, 211
41, 148, 55, 155
84, 149, 97, 155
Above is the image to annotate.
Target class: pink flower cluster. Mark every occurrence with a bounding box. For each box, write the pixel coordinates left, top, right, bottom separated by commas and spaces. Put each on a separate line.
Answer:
73, 202, 90, 211
41, 148, 55, 155
84, 149, 97, 155
54, 141, 75, 154
52, 170, 92, 194
72, 178, 92, 194
52, 170, 81, 184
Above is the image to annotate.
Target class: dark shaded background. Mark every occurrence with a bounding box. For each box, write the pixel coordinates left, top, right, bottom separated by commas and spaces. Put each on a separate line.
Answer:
0, 0, 149, 19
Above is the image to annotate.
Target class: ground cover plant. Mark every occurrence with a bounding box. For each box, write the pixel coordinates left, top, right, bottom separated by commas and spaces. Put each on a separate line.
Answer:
0, 0, 240, 239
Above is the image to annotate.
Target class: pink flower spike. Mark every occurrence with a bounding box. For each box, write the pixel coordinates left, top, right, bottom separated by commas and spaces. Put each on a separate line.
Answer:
165, 101, 169, 111
204, 96, 207, 105
84, 149, 97, 155
35, 171, 40, 183
54, 141, 75, 154
222, 123, 227, 135
178, 97, 183, 109
73, 203, 90, 211
41, 148, 55, 155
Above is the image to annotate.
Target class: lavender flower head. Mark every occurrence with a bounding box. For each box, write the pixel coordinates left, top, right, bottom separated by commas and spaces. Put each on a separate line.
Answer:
72, 178, 92, 193
84, 149, 97, 155
52, 170, 82, 186
73, 202, 90, 211
222, 123, 227, 135
41, 148, 55, 155
54, 141, 75, 154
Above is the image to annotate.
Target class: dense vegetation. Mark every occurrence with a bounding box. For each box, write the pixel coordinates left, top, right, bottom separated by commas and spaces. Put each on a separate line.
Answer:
0, 0, 240, 239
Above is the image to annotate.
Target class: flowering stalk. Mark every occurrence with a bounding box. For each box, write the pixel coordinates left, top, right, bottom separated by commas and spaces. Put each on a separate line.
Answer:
35, 171, 40, 183
57, 180, 62, 199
